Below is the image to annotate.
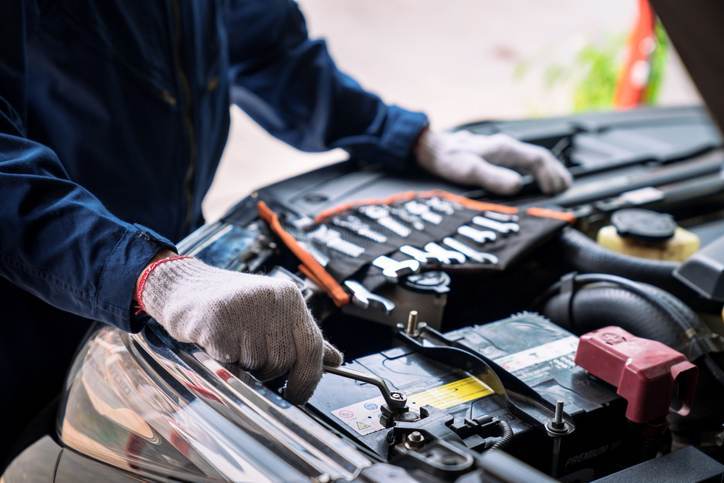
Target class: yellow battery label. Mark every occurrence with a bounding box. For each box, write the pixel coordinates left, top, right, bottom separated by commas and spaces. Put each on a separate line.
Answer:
409, 376, 494, 410
331, 376, 494, 436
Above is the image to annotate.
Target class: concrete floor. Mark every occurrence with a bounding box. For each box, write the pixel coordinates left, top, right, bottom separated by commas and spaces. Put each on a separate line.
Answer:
203, 1, 700, 221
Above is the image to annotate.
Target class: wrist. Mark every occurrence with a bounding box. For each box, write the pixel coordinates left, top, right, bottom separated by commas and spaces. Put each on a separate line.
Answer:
149, 249, 177, 265
415, 128, 446, 170
413, 126, 432, 160
134, 249, 184, 310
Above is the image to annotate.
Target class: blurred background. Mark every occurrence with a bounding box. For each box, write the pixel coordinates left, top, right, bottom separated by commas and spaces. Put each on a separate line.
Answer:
203, 0, 701, 221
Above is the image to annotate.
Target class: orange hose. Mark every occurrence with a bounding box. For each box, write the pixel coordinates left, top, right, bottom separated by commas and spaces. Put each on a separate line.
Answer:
313, 189, 518, 223
258, 201, 350, 307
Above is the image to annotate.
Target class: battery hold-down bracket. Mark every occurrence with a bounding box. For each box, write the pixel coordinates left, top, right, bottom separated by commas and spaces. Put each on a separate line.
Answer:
575, 326, 698, 424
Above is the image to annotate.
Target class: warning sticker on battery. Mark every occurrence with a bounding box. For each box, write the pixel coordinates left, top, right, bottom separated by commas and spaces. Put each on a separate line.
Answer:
331, 376, 493, 436
494, 336, 578, 374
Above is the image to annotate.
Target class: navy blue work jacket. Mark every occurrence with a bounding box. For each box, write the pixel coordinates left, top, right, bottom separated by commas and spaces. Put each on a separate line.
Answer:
0, 0, 428, 332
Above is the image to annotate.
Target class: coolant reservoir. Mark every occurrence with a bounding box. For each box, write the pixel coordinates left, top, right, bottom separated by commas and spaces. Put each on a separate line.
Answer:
597, 208, 700, 262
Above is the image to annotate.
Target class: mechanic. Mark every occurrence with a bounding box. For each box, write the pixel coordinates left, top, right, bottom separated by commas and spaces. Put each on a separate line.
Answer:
0, 0, 571, 455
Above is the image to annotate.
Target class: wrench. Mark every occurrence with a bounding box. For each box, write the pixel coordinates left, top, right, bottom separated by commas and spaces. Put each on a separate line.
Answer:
404, 200, 442, 225
457, 225, 497, 244
423, 242, 466, 265
472, 216, 520, 235
372, 255, 421, 281
344, 280, 396, 314
323, 365, 407, 412
388, 206, 425, 231
298, 241, 330, 267
442, 237, 499, 264
399, 245, 429, 263
330, 215, 387, 243
308, 226, 365, 257
358, 205, 411, 238
399, 245, 448, 265
423, 196, 457, 215
484, 211, 519, 223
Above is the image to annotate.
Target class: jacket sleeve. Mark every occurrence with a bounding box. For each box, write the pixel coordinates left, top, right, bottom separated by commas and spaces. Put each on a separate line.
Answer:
225, 0, 429, 171
0, 1, 175, 332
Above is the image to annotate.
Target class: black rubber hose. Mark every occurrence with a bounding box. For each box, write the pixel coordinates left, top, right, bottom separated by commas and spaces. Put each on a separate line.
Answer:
558, 228, 681, 291
544, 285, 682, 347
540, 274, 705, 359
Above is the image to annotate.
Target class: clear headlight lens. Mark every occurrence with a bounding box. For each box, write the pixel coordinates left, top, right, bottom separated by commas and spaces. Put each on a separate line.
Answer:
58, 325, 369, 481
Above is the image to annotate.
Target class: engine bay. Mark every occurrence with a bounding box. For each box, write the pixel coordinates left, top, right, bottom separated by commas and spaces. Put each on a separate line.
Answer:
54, 106, 724, 482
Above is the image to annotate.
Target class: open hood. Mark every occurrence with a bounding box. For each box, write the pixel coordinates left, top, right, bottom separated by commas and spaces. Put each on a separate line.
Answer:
653, 0, 724, 137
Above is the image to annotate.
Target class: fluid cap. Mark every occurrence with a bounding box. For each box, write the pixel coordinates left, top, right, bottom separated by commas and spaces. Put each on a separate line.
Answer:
403, 271, 451, 294
611, 208, 677, 242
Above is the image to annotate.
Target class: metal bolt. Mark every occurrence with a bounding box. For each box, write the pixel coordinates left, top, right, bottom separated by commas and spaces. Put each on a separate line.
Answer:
391, 392, 404, 400
405, 310, 420, 336
545, 400, 573, 477
406, 431, 425, 447
553, 400, 564, 428
546, 400, 571, 436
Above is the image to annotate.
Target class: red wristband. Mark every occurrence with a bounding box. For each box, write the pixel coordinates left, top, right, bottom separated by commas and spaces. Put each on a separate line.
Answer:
134, 255, 191, 314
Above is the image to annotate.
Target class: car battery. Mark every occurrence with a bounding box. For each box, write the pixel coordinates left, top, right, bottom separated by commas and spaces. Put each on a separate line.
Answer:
307, 313, 639, 478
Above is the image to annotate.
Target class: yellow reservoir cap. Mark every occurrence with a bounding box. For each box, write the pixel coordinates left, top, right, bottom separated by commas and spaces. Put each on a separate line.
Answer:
597, 225, 700, 262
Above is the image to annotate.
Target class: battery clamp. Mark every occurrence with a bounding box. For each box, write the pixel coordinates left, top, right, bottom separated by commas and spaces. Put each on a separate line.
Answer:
575, 326, 698, 424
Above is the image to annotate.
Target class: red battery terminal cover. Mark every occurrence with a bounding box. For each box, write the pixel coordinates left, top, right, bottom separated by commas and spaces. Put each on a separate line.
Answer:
574, 326, 698, 424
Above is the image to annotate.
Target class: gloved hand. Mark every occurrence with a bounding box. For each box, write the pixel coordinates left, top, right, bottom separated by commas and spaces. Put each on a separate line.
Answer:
415, 129, 572, 195
135, 255, 343, 403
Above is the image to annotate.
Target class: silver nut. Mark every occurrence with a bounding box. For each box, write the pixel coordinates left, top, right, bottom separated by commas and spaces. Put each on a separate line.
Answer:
407, 431, 425, 445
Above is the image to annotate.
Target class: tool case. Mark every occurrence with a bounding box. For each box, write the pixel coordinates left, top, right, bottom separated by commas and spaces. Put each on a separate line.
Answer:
257, 190, 572, 310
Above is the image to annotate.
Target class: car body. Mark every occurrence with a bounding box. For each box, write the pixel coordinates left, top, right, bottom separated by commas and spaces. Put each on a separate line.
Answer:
4, 103, 724, 482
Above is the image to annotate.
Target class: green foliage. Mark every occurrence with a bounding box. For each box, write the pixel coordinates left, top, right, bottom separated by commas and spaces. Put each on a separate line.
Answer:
514, 21, 669, 113
572, 34, 625, 112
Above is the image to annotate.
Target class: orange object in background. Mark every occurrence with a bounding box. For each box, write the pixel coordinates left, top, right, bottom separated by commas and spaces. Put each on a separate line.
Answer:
614, 0, 656, 109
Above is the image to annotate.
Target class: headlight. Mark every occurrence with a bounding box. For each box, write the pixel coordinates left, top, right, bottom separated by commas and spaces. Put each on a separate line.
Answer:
58, 324, 370, 481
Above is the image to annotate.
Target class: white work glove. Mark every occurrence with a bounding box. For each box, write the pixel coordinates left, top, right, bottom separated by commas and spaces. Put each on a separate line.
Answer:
415, 129, 572, 195
136, 256, 343, 403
